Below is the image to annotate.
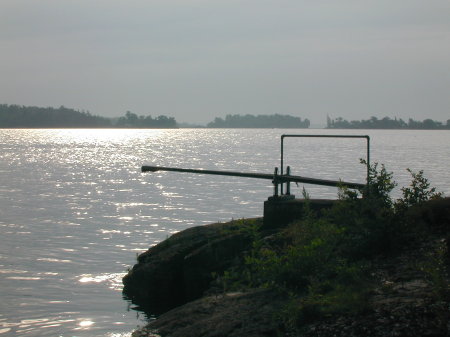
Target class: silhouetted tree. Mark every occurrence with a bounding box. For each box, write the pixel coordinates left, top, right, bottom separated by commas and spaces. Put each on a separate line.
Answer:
207, 114, 310, 128
326, 116, 449, 130
115, 111, 177, 128
0, 104, 178, 128
0, 104, 111, 128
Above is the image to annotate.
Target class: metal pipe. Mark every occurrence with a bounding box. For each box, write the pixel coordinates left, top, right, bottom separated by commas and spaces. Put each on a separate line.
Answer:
142, 165, 276, 180
141, 165, 365, 189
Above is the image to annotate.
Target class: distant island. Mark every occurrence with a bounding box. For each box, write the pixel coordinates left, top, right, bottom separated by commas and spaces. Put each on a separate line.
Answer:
2, 103, 449, 130
0, 104, 312, 129
115, 111, 177, 128
207, 114, 310, 128
327, 116, 450, 130
0, 104, 177, 128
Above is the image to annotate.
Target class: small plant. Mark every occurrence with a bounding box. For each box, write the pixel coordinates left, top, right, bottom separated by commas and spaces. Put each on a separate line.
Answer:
360, 159, 397, 208
219, 218, 261, 240
301, 186, 310, 200
395, 168, 443, 213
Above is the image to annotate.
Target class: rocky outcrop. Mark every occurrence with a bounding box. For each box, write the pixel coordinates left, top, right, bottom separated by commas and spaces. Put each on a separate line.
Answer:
405, 196, 450, 234
125, 198, 450, 337
131, 238, 450, 337
300, 238, 449, 337
122, 219, 260, 314
132, 289, 286, 337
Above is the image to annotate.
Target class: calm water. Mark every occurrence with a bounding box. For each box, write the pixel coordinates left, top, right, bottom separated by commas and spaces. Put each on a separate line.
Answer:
0, 129, 449, 336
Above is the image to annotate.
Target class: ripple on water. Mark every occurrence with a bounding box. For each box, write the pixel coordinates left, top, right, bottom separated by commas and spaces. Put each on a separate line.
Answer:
1, 129, 449, 336
78, 272, 126, 291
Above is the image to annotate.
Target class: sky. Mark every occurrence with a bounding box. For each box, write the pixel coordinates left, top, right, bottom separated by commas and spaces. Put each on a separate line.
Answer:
1, 1, 449, 125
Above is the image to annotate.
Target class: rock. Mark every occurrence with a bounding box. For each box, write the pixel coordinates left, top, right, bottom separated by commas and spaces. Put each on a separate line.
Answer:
405, 197, 450, 233
122, 219, 260, 314
132, 289, 286, 337
126, 198, 450, 336
182, 231, 253, 302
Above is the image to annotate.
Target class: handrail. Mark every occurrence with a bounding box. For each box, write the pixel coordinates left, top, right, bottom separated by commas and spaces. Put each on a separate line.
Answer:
280, 134, 370, 194
142, 134, 370, 198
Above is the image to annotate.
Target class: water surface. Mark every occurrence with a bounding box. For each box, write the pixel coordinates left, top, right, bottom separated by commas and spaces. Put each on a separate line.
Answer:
0, 129, 449, 336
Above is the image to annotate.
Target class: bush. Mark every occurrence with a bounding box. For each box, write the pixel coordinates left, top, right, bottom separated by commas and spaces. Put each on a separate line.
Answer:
395, 168, 443, 214
360, 159, 397, 208
220, 162, 444, 329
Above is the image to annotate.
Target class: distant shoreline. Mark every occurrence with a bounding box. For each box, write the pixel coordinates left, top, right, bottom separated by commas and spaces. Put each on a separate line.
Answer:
2, 126, 450, 130
2, 103, 449, 130
326, 116, 450, 130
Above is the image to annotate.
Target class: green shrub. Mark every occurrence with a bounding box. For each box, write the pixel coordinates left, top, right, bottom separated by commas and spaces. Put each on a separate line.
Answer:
220, 161, 443, 329
360, 159, 397, 208
395, 168, 443, 214
327, 161, 398, 257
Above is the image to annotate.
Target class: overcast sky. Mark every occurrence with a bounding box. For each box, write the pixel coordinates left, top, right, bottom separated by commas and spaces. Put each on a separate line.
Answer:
1, 1, 449, 125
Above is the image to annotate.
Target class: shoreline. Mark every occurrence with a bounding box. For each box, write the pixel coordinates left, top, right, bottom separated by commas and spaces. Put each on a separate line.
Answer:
124, 198, 450, 336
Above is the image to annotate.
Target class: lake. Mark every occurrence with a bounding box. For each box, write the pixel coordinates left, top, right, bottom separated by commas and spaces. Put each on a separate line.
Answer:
0, 128, 449, 336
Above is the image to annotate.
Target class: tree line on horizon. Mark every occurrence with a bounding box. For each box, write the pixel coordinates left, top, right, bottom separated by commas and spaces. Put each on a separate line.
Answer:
207, 114, 310, 128
327, 115, 450, 130
0, 104, 177, 128
0, 104, 111, 128
116, 111, 177, 128
2, 104, 449, 130
0, 104, 312, 129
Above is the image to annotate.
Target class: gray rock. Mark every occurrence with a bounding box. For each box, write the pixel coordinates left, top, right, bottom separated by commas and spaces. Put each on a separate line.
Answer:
132, 289, 285, 337
123, 219, 260, 314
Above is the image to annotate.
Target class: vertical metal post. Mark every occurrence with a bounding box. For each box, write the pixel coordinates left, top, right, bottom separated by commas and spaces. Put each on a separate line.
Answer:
366, 136, 370, 186
286, 166, 291, 195
273, 167, 279, 197
280, 137, 284, 195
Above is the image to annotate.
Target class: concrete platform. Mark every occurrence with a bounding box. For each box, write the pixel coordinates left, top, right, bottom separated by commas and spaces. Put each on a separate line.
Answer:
263, 196, 337, 230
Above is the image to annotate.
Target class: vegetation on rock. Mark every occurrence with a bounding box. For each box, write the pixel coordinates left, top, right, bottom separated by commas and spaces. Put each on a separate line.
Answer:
215, 163, 447, 334
126, 162, 449, 336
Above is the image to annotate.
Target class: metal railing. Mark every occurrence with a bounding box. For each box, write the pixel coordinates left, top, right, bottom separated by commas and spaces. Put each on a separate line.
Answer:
280, 134, 370, 195
141, 134, 370, 198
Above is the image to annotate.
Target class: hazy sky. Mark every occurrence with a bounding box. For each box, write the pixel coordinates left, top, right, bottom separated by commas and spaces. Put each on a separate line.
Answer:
1, 1, 449, 125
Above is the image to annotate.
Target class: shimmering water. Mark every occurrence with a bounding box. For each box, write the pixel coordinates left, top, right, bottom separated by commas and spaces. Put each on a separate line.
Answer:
0, 129, 449, 336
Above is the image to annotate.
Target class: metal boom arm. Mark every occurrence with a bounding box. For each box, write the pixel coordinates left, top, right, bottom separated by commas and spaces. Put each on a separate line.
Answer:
141, 165, 365, 190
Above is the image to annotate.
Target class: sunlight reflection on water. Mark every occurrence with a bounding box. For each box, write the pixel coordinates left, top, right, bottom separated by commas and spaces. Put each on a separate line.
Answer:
0, 128, 449, 336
